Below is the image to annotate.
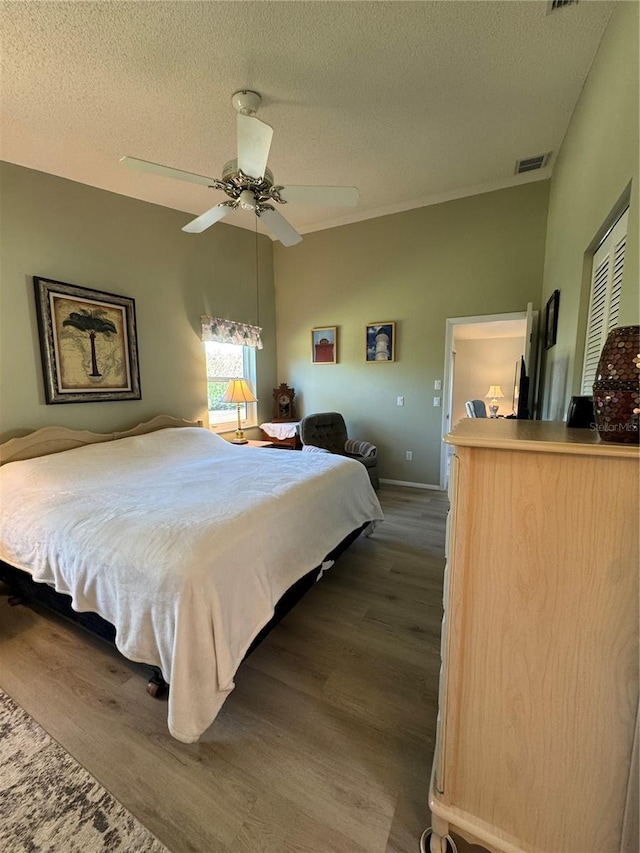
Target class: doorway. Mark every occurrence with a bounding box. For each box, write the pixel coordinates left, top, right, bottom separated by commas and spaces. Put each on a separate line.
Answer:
439, 307, 537, 489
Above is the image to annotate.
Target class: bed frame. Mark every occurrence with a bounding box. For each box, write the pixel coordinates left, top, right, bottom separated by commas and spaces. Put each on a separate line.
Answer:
0, 415, 365, 699
0, 414, 203, 466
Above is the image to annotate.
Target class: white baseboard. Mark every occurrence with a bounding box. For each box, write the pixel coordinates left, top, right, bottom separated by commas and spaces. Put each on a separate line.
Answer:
379, 478, 443, 491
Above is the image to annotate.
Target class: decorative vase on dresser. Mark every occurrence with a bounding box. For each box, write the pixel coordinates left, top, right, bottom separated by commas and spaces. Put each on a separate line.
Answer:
592, 324, 640, 444
427, 419, 639, 853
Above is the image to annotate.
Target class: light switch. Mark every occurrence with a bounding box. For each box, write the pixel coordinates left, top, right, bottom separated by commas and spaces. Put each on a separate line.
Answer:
397, 396, 404, 407
434, 380, 442, 391
433, 396, 441, 407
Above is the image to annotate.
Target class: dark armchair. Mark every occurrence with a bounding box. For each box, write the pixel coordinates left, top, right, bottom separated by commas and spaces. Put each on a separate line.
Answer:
465, 399, 487, 418
299, 412, 379, 490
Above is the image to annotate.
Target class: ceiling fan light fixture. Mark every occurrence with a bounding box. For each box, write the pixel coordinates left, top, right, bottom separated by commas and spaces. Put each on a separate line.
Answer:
238, 189, 256, 210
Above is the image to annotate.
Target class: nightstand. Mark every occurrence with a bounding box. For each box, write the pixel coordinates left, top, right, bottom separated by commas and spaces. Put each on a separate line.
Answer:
259, 421, 301, 449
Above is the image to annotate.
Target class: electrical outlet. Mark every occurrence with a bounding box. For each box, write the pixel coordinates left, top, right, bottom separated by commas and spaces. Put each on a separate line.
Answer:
397, 396, 404, 407
433, 396, 441, 407
405, 451, 413, 461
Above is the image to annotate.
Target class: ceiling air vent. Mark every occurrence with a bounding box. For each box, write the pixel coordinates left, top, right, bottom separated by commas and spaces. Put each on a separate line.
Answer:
515, 153, 551, 175
547, 0, 579, 13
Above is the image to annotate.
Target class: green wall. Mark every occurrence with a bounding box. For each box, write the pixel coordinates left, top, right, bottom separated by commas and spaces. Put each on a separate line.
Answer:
3, 3, 633, 481
273, 181, 550, 486
540, 0, 639, 419
0, 162, 276, 437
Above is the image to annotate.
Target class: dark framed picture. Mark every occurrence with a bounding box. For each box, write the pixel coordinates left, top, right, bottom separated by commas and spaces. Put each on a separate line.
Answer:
366, 322, 396, 362
544, 289, 560, 350
33, 276, 141, 404
311, 326, 337, 364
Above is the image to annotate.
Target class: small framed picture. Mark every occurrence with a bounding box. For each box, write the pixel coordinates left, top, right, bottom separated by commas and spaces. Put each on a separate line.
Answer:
311, 327, 337, 364
544, 289, 560, 350
366, 322, 395, 362
33, 276, 141, 404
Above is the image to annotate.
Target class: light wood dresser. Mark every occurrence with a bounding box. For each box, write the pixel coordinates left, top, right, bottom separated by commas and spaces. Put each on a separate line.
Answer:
428, 419, 639, 853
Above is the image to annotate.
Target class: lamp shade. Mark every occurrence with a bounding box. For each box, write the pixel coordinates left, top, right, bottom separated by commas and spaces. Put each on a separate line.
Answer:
221, 379, 257, 404
486, 386, 504, 400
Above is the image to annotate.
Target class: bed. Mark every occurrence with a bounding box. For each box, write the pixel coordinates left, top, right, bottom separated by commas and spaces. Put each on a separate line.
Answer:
0, 416, 383, 742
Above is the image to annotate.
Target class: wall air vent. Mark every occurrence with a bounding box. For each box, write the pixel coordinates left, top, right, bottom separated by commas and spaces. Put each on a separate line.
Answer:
547, 0, 579, 13
515, 153, 551, 175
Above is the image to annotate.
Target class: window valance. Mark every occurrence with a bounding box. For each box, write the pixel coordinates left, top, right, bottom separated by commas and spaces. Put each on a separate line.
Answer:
201, 316, 263, 349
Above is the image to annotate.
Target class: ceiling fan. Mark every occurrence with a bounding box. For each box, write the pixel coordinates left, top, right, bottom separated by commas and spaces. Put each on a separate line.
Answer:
120, 90, 359, 247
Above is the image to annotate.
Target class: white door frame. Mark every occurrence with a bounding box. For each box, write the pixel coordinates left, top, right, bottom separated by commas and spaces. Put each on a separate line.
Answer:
439, 310, 529, 489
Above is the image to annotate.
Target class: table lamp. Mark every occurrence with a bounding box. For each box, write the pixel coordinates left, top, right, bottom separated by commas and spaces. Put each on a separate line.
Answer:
485, 385, 504, 418
221, 379, 258, 444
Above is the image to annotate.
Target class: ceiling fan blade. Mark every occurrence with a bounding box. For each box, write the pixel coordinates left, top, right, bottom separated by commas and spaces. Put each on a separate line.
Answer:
237, 113, 273, 179
278, 185, 359, 207
182, 203, 236, 234
258, 208, 302, 247
120, 156, 216, 187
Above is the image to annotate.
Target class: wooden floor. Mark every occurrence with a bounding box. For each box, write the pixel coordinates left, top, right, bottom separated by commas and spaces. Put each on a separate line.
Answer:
0, 486, 484, 853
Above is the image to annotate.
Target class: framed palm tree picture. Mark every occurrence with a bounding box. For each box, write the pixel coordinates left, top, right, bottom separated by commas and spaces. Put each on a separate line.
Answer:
33, 277, 141, 403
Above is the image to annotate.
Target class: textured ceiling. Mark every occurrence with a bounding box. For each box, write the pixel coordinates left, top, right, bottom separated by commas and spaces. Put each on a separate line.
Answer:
0, 1, 614, 239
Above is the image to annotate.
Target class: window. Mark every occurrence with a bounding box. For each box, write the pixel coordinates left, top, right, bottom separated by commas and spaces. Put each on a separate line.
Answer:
205, 341, 257, 428
581, 208, 628, 394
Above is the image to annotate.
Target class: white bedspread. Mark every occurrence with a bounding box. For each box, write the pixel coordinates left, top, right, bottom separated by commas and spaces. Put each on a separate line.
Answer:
0, 428, 383, 742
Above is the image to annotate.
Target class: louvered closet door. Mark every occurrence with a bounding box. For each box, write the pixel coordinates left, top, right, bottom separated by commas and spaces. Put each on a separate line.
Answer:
581, 208, 629, 394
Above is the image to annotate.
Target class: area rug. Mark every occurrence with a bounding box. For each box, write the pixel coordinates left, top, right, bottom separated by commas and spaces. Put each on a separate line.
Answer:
0, 688, 169, 852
